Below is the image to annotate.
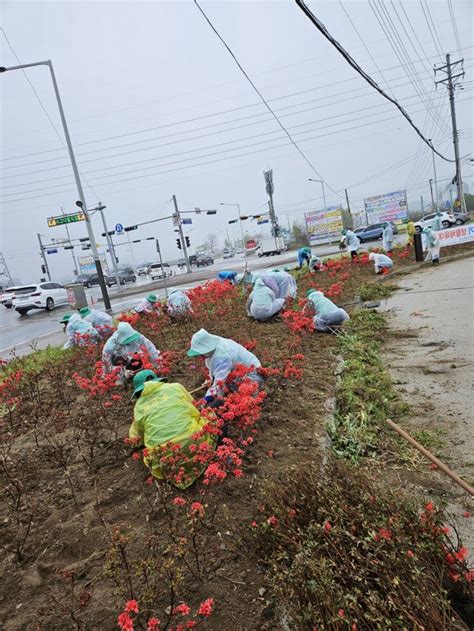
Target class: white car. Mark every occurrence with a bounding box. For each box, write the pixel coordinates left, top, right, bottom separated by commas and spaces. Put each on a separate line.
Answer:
0, 286, 20, 309
414, 212, 455, 233
12, 282, 69, 315
148, 263, 173, 281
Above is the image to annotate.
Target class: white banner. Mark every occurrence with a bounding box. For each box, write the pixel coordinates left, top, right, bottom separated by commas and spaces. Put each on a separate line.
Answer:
422, 224, 474, 250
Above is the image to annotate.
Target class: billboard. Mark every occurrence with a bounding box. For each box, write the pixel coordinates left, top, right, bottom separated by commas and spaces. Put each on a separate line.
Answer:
79, 255, 108, 275
305, 206, 343, 246
364, 189, 407, 225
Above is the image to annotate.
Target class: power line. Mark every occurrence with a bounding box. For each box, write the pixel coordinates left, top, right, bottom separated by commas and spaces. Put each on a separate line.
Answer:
422, 0, 445, 55
193, 0, 340, 196
295, 0, 455, 162
447, 0, 462, 56
419, 0, 443, 57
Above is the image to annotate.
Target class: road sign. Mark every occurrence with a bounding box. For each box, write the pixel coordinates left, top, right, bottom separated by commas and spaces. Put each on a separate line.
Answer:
47, 211, 85, 228
182, 218, 192, 225
46, 248, 58, 254
115, 223, 124, 234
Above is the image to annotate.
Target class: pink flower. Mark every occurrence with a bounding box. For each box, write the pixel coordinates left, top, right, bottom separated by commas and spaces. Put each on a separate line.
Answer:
338, 609, 345, 618
233, 468, 243, 478
147, 618, 160, 631
104, 401, 113, 408
174, 603, 191, 616
125, 600, 139, 613
266, 515, 279, 528
251, 521, 258, 528
118, 611, 134, 631
407, 550, 414, 558
190, 501, 205, 516
172, 496, 187, 506
132, 452, 140, 460
197, 598, 214, 617
145, 476, 153, 485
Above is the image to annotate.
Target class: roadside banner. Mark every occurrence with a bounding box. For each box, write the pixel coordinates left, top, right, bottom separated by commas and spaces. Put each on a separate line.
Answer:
364, 189, 407, 225
422, 224, 474, 250
305, 206, 343, 246
79, 254, 109, 275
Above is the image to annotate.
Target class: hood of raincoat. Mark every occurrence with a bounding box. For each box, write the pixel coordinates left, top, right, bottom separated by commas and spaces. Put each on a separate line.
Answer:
132, 369, 163, 398
60, 312, 73, 324
79, 307, 91, 317
306, 289, 322, 298
369, 252, 376, 261
116, 322, 141, 345
187, 328, 220, 357
147, 294, 157, 303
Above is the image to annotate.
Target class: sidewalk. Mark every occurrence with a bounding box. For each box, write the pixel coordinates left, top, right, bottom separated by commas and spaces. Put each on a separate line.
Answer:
381, 256, 474, 549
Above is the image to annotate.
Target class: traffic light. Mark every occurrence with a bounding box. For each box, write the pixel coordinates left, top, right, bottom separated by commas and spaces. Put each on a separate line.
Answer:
124, 225, 138, 232
79, 237, 90, 242
64, 245, 74, 250
185, 236, 190, 247
240, 215, 249, 221
101, 230, 115, 236
176, 239, 182, 250
41, 264, 47, 274
228, 219, 238, 224
206, 210, 217, 215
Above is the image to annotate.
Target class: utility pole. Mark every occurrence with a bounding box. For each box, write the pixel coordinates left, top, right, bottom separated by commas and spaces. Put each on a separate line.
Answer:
37, 233, 51, 281
429, 179, 435, 211
91, 202, 121, 289
155, 238, 169, 299
427, 140, 439, 209
421, 195, 424, 215
60, 206, 79, 275
345, 188, 352, 216
264, 170, 280, 247
308, 178, 331, 244
172, 195, 191, 273
435, 54, 467, 213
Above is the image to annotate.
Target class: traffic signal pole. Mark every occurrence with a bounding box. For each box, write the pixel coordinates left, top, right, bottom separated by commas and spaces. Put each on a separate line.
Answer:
172, 195, 191, 273
92, 203, 121, 290
37, 233, 51, 281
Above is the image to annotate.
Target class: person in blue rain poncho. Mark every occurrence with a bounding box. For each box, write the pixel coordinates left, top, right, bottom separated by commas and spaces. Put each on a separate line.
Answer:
79, 307, 114, 337
297, 246, 312, 268
166, 289, 192, 317
102, 321, 160, 376
306, 289, 350, 332
246, 279, 285, 321
217, 270, 238, 283
369, 252, 394, 274
382, 223, 394, 252
62, 313, 99, 349
187, 328, 262, 403
431, 210, 443, 231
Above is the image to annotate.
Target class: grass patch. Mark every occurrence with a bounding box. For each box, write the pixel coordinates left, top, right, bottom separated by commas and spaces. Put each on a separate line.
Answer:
412, 428, 447, 454
328, 310, 406, 461
253, 459, 472, 630
359, 282, 398, 302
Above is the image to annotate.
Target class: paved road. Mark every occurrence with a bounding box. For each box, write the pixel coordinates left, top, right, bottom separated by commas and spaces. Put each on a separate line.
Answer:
0, 236, 404, 358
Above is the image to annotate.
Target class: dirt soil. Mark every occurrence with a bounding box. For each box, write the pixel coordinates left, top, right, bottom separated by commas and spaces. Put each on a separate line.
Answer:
381, 255, 474, 553
1, 243, 472, 630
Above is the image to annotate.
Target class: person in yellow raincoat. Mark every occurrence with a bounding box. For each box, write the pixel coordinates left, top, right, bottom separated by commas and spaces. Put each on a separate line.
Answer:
404, 217, 415, 245
128, 370, 215, 489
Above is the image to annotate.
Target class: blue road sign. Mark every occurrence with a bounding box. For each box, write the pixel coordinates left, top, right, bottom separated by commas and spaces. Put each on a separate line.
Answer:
115, 223, 124, 233
46, 248, 58, 254
182, 218, 193, 224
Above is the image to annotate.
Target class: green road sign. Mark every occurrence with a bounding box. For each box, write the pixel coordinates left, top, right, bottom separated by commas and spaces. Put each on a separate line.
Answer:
47, 211, 86, 228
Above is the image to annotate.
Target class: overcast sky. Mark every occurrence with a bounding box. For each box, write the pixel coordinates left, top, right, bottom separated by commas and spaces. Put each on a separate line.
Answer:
1, 0, 473, 283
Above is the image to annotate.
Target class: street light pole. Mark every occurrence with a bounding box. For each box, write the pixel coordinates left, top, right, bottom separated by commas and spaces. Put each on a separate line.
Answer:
428, 138, 439, 210
37, 233, 51, 281
308, 178, 331, 244
90, 203, 121, 290
429, 178, 435, 211
0, 60, 111, 310
172, 195, 191, 273
60, 206, 79, 275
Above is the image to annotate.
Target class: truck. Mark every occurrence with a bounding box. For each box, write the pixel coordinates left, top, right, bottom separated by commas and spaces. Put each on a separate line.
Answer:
256, 236, 286, 257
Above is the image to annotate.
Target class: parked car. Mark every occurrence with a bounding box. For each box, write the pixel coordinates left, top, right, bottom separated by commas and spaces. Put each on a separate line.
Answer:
76, 273, 94, 287
106, 270, 137, 287
414, 212, 455, 233
196, 255, 214, 267
189, 255, 198, 266
0, 286, 20, 309
176, 258, 187, 268
12, 282, 69, 315
353, 222, 399, 243
452, 212, 470, 226
136, 265, 149, 276
223, 249, 234, 259
149, 263, 173, 281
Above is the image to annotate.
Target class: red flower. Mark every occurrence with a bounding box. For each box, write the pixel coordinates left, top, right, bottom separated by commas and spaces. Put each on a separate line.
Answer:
338, 609, 345, 618
425, 501, 435, 512
147, 618, 160, 631
463, 511, 471, 518
118, 612, 134, 631
111, 394, 122, 401
407, 550, 414, 558
429, 463, 439, 470
197, 598, 214, 617
131, 452, 140, 460
125, 600, 139, 613
172, 496, 187, 506
267, 515, 279, 528
233, 468, 243, 478
174, 603, 191, 616
454, 546, 469, 562
323, 521, 332, 532
145, 476, 153, 485
104, 401, 113, 408
190, 501, 205, 516
251, 521, 258, 528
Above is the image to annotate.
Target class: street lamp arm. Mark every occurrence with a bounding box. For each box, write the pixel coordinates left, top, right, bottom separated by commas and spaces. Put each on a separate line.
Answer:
0, 60, 51, 73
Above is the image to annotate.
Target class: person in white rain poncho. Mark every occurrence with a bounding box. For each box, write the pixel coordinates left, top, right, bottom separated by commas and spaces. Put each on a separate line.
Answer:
62, 313, 99, 349
79, 307, 114, 337
309, 255, 323, 273
134, 294, 160, 314
431, 210, 443, 232
340, 229, 360, 261
187, 328, 262, 402
369, 252, 394, 274
246, 279, 285, 321
306, 289, 350, 332
382, 223, 394, 252
167, 289, 192, 317
102, 322, 160, 376
260, 271, 297, 300
423, 227, 441, 265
